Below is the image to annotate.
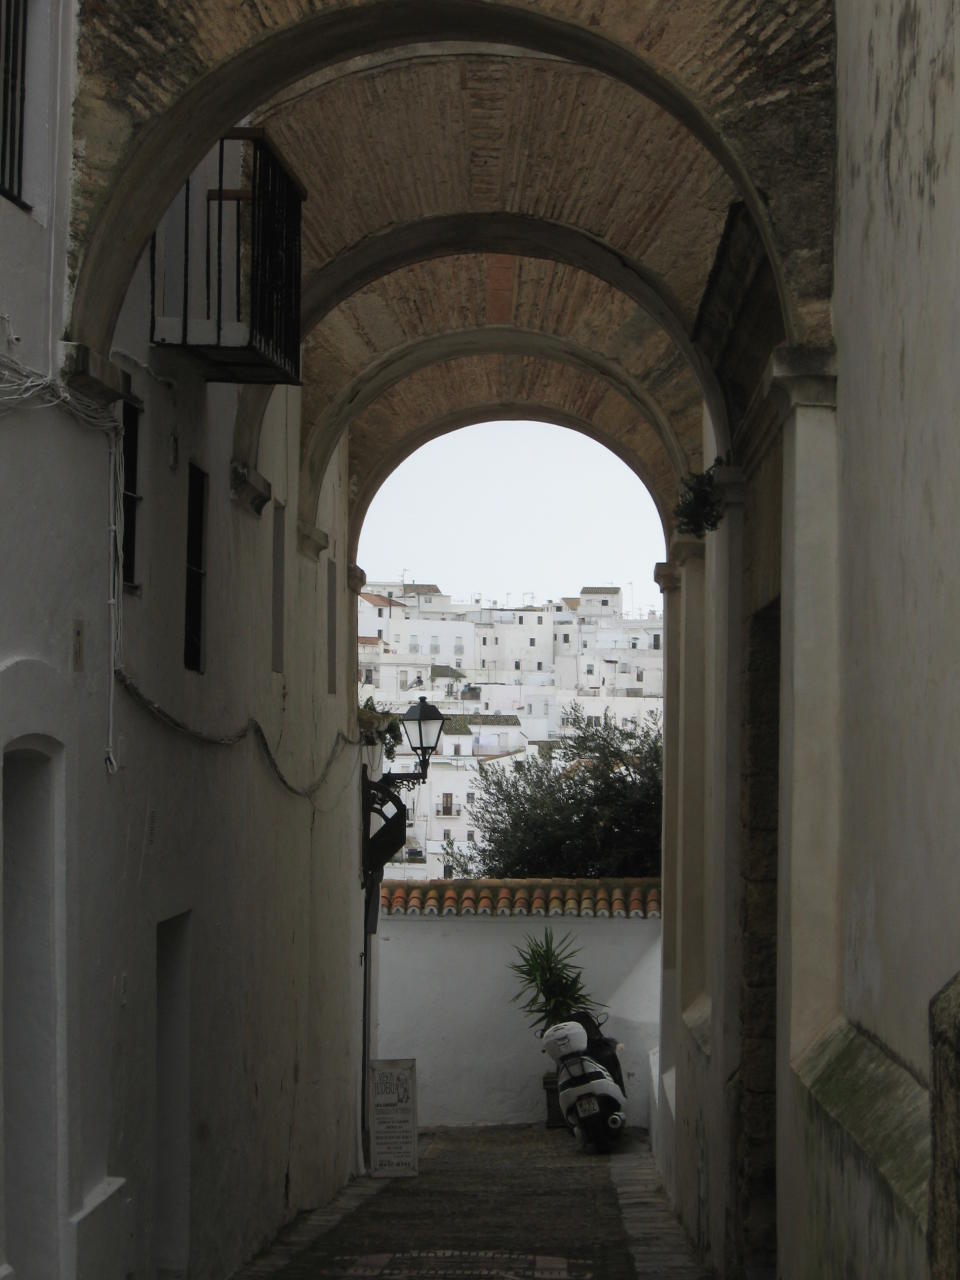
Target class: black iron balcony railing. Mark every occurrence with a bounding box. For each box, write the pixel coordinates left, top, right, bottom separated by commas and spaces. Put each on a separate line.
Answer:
151, 130, 304, 384
0, 0, 28, 205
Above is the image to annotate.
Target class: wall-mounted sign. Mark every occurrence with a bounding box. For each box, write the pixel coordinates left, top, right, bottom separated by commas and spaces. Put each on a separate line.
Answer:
368, 1058, 418, 1177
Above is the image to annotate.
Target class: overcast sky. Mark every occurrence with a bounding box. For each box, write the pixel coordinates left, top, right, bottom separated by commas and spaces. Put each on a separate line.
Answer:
357, 420, 667, 614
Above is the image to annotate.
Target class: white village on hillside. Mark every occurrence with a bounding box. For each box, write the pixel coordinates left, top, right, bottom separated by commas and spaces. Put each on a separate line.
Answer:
358, 582, 663, 876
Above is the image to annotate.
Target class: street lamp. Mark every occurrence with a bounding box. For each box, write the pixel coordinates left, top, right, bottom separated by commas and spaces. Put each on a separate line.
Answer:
399, 695, 446, 781
361, 696, 447, 902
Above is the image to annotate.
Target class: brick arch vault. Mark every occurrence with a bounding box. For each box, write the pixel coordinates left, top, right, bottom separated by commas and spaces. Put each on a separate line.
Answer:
70, 0, 836, 361
62, 4, 847, 1278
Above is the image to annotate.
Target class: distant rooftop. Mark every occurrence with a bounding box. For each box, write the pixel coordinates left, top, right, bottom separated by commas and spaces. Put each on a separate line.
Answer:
404, 583, 442, 595
440, 715, 473, 736
468, 713, 522, 726
580, 586, 622, 595
360, 592, 395, 607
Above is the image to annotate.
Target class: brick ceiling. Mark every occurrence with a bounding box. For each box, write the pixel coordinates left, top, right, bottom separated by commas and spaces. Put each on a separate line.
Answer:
71, 2, 835, 541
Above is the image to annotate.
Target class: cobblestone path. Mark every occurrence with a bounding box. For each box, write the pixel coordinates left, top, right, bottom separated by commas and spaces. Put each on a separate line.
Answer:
231, 1127, 711, 1280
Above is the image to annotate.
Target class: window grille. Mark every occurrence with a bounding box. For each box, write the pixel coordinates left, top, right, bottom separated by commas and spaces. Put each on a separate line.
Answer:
121, 403, 140, 587
183, 465, 208, 672
0, 0, 27, 205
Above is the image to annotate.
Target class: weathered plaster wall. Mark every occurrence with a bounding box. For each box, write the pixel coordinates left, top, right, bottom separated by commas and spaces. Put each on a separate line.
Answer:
836, 0, 960, 1084
372, 916, 661, 1129
770, 1, 960, 1275
0, 256, 364, 1279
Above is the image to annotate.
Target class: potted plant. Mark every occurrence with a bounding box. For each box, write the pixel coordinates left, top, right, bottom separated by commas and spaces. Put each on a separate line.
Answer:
509, 927, 603, 1126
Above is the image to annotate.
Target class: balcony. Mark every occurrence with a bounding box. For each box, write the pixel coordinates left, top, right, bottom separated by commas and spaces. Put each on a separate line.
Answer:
150, 131, 304, 383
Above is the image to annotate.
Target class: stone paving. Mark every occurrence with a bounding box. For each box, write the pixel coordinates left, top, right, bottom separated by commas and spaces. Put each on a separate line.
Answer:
230, 1127, 711, 1280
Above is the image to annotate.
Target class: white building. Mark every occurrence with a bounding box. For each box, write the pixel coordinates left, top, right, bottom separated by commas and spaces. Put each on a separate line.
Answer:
359, 584, 664, 879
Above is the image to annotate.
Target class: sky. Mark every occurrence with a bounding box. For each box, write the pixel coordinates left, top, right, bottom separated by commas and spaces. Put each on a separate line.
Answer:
357, 420, 667, 614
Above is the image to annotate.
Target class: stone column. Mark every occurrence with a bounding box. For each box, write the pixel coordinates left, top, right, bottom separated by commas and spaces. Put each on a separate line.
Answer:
773, 348, 840, 1060
708, 466, 746, 1076
652, 558, 681, 1189
772, 348, 839, 1278
673, 537, 706, 1013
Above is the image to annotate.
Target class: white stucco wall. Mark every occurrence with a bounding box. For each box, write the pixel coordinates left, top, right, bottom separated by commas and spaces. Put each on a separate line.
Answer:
372, 916, 661, 1129
0, 232, 365, 1278
835, 0, 960, 1082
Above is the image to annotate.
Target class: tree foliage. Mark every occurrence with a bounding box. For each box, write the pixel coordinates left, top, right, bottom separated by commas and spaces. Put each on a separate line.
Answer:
468, 703, 662, 878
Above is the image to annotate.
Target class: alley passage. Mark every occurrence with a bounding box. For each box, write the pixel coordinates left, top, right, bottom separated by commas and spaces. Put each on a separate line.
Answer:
232, 1127, 710, 1280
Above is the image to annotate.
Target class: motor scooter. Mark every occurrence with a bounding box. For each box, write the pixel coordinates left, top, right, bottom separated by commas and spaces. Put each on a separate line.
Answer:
541, 1010, 627, 1151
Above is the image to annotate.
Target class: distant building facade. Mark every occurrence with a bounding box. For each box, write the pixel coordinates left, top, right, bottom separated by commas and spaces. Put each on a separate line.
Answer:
358, 584, 663, 876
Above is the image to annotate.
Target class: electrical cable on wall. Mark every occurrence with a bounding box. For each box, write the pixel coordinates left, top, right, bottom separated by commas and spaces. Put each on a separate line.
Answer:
115, 668, 362, 808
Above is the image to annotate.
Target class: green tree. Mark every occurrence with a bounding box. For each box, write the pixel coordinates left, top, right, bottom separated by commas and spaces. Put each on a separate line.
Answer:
469, 704, 662, 878
438, 832, 477, 877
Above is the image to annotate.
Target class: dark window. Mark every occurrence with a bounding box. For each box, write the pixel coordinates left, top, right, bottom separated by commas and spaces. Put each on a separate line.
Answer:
653, 633, 661, 650
378, 607, 383, 617
466, 830, 475, 843
537, 616, 543, 625
466, 791, 475, 805
0, 0, 28, 205
442, 793, 453, 815
327, 560, 337, 694
443, 829, 451, 841
121, 402, 141, 587
563, 633, 569, 644
518, 615, 523, 624
537, 661, 543, 671
631, 638, 638, 649
377, 628, 383, 639
514, 660, 520, 670
481, 659, 486, 668
183, 464, 207, 671
528, 638, 535, 647
601, 598, 609, 606
482, 636, 487, 646
271, 502, 284, 673
586, 664, 594, 675
453, 743, 461, 756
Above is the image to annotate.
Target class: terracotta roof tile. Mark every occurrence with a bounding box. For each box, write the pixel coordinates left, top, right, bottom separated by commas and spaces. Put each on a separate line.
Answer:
380, 878, 661, 920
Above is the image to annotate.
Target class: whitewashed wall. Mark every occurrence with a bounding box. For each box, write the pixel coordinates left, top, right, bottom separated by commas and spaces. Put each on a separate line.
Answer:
371, 916, 661, 1129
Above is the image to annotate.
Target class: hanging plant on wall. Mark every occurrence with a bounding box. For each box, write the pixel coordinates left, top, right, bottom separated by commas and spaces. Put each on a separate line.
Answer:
674, 456, 726, 538
358, 698, 403, 760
